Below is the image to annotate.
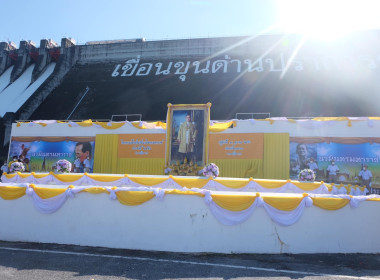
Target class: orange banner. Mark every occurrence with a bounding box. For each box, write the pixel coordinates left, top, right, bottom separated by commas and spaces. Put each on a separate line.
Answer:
209, 133, 264, 159
118, 134, 166, 158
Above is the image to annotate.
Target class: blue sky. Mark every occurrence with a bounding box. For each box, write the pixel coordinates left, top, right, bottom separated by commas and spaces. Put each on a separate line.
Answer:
0, 0, 278, 46
1, 0, 379, 47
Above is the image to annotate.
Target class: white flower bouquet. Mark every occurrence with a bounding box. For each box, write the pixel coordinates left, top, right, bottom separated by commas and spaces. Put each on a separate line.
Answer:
9, 162, 25, 173
202, 163, 219, 178
56, 159, 72, 173
298, 169, 316, 182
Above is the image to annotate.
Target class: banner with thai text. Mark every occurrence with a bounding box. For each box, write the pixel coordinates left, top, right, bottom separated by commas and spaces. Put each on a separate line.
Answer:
118, 134, 166, 158
209, 133, 264, 159
290, 139, 380, 186
9, 137, 96, 173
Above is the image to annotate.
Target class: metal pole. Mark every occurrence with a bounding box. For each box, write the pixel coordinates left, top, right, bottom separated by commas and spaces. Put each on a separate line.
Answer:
66, 86, 90, 120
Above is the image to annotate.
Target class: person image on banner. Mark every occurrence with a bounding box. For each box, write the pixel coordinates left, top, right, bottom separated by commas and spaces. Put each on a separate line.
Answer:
74, 142, 93, 173
177, 113, 197, 162
327, 160, 339, 183
291, 143, 311, 175
359, 164, 372, 189
307, 157, 319, 178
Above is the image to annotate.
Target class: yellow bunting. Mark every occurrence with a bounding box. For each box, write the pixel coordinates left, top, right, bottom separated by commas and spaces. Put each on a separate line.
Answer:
116, 191, 155, 206
15, 172, 32, 179
263, 196, 304, 211
17, 123, 21, 127
76, 119, 93, 127
312, 197, 350, 210
95, 122, 126, 130
82, 187, 108, 194
255, 179, 289, 189
131, 121, 166, 129
129, 176, 167, 186
87, 174, 124, 182
32, 173, 50, 179
367, 197, 380, 201
312, 117, 349, 122
172, 177, 209, 188
165, 189, 204, 197
214, 178, 249, 189
3, 173, 17, 179
287, 119, 297, 123
0, 186, 26, 200
53, 174, 83, 182
212, 194, 256, 211
292, 181, 322, 191
33, 186, 67, 199
209, 121, 235, 132
156, 121, 167, 129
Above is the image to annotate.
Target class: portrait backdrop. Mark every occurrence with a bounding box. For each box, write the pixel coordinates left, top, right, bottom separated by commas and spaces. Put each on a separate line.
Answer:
166, 103, 210, 167
290, 137, 380, 185
9, 136, 96, 173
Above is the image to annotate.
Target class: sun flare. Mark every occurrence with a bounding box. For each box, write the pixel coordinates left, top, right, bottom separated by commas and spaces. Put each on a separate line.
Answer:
277, 0, 380, 40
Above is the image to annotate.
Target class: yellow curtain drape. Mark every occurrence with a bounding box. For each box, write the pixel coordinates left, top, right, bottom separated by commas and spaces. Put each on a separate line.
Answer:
93, 134, 119, 173
263, 133, 289, 179
33, 186, 67, 199
117, 158, 165, 175
312, 197, 350, 210
212, 194, 256, 211
209, 159, 263, 178
263, 196, 304, 211
116, 191, 155, 206
0, 186, 26, 200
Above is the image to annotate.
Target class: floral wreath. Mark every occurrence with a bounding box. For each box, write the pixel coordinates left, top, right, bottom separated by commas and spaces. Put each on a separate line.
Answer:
298, 168, 316, 182
202, 163, 219, 178
9, 161, 25, 173
56, 159, 72, 173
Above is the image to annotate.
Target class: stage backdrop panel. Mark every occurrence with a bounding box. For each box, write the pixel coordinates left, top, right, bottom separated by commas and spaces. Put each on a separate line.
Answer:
9, 136, 95, 173
94, 134, 165, 175
290, 137, 380, 185
209, 133, 289, 179
209, 133, 264, 159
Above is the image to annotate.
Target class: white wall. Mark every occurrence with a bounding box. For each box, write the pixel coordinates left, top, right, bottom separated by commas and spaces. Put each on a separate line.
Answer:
0, 192, 379, 254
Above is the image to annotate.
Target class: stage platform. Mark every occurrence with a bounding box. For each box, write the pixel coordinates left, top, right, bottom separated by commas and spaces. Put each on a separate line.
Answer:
1, 172, 379, 254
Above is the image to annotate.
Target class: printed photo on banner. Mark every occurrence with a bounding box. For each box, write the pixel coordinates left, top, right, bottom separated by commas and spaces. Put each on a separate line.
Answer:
166, 104, 210, 168
290, 143, 318, 179
8, 137, 95, 173
289, 138, 380, 187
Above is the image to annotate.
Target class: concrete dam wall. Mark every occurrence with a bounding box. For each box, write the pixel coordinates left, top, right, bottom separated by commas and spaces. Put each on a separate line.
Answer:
1, 31, 380, 157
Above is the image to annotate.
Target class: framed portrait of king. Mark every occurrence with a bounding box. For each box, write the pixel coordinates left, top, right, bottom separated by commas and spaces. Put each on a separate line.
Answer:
166, 103, 210, 169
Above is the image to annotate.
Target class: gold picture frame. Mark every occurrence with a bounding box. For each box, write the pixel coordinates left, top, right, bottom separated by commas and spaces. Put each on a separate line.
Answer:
165, 103, 211, 175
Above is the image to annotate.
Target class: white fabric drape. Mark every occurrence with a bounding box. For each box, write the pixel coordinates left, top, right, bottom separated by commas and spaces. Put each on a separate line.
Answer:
1, 183, 379, 226
3, 173, 364, 195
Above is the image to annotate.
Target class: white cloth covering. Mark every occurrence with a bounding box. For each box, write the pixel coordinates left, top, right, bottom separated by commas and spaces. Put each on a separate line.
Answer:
2, 183, 378, 226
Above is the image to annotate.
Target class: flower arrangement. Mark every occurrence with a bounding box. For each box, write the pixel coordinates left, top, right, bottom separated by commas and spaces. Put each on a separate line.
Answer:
298, 169, 316, 182
9, 161, 25, 173
202, 163, 219, 178
56, 159, 72, 173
